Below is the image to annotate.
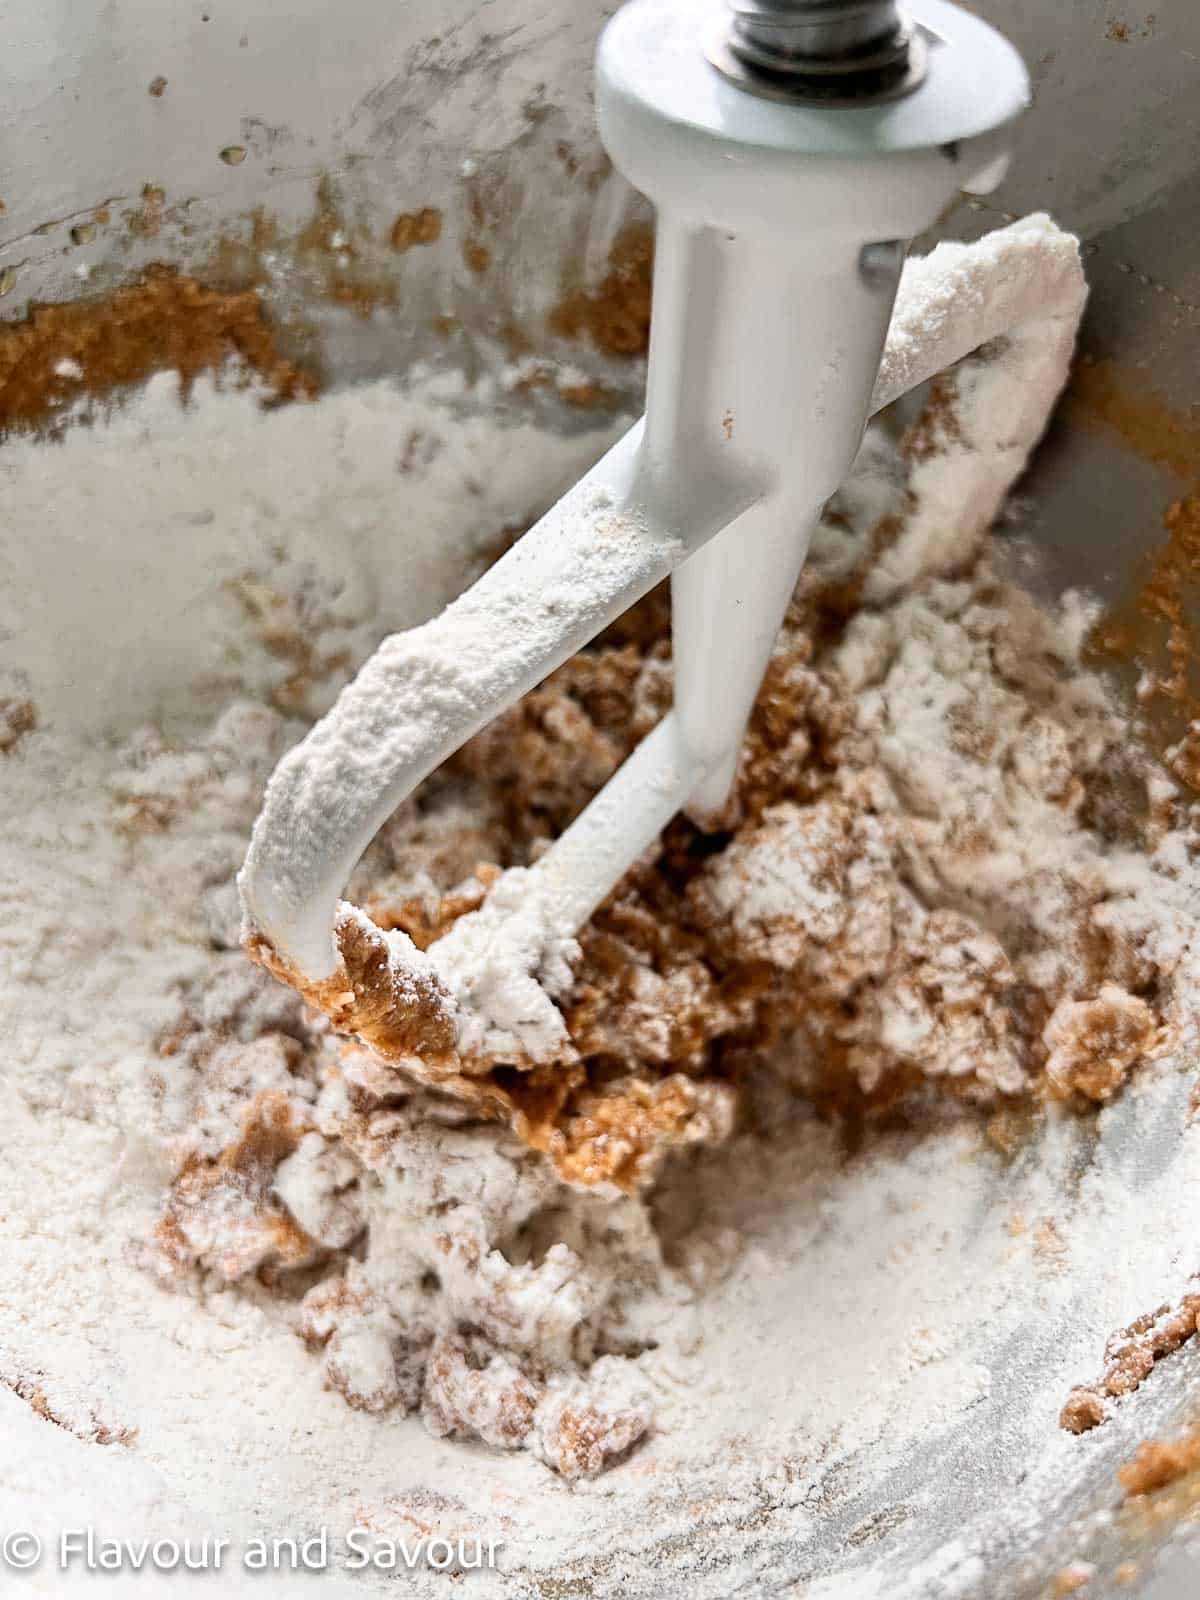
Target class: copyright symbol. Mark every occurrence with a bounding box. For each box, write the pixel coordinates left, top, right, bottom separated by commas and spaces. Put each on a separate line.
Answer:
1, 1531, 41, 1570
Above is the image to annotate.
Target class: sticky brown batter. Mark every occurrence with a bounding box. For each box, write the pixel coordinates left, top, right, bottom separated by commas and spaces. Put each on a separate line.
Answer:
0, 266, 315, 434
247, 375, 1185, 1192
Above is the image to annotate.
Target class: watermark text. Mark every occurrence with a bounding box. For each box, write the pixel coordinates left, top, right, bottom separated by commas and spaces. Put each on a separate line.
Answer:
0, 1526, 503, 1576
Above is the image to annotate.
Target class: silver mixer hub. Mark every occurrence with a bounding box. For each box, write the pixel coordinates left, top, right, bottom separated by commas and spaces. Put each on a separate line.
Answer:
710, 0, 928, 104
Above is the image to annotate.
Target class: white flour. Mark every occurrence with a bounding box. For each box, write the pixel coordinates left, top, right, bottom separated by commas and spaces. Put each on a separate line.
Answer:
1, 223, 1199, 1598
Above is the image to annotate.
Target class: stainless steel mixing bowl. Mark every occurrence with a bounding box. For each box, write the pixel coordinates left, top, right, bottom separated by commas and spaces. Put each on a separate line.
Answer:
3, 2, 1199, 1594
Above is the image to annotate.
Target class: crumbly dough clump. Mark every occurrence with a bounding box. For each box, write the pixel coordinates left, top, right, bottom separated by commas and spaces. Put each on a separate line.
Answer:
1061, 1293, 1200, 1433
201, 391, 1191, 1473
248, 397, 1188, 1175
1119, 1429, 1200, 1497
156, 307, 1197, 1479
1043, 984, 1159, 1102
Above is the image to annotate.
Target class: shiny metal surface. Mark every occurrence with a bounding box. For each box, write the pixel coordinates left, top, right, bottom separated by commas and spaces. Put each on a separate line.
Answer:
719, 0, 924, 104
707, 13, 927, 105
730, 0, 905, 59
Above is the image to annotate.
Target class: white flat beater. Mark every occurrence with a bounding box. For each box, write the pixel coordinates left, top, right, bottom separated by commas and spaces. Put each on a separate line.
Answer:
241, 0, 1060, 1009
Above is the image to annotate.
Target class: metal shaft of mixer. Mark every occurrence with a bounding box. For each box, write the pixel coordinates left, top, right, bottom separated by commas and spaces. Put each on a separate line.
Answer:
730, 0, 906, 66
719, 0, 924, 101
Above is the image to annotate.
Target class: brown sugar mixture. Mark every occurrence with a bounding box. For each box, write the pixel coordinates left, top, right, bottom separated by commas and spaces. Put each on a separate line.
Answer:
243, 371, 1195, 1204
210, 353, 1199, 1468
0, 265, 315, 434
20, 226, 1187, 1482
549, 224, 653, 357
1076, 363, 1200, 793
1062, 1291, 1200, 1434
1119, 1428, 1200, 1498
